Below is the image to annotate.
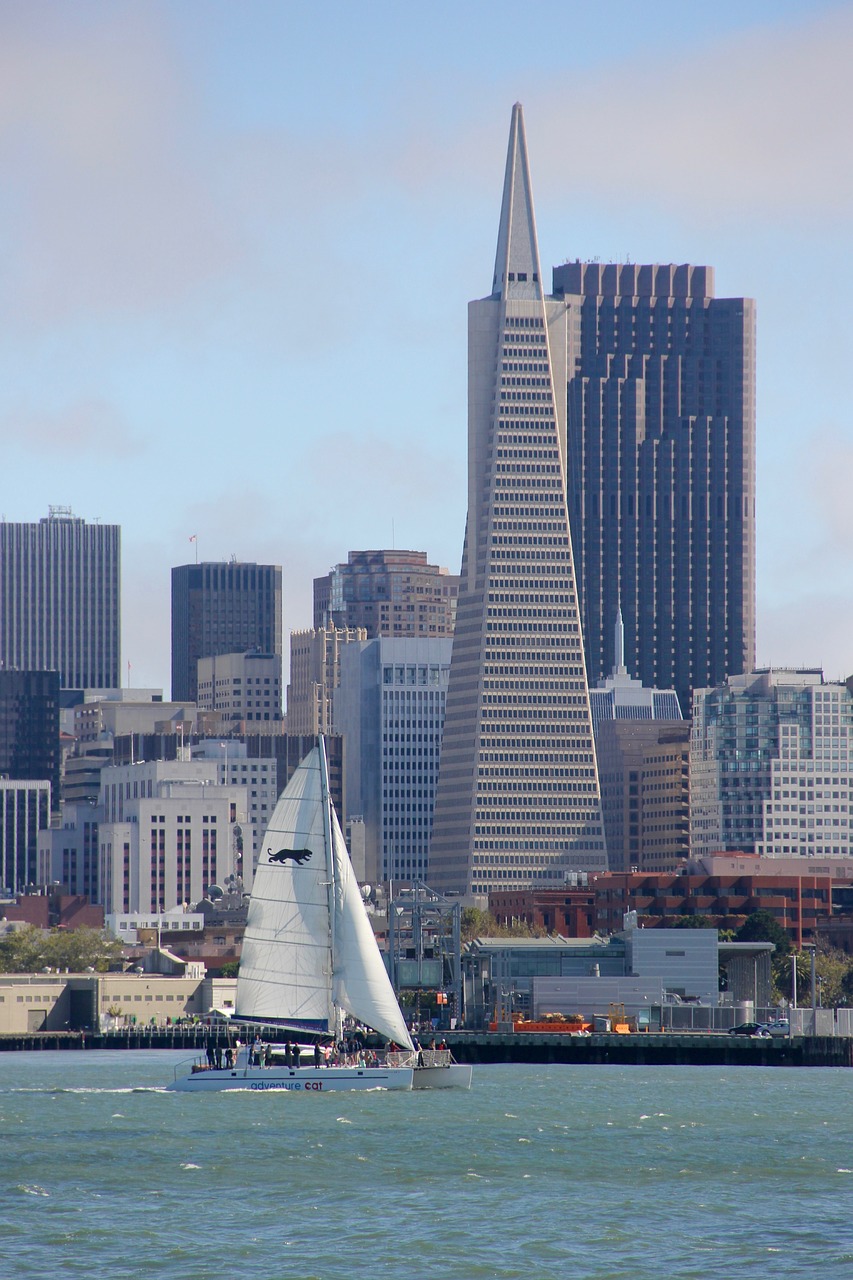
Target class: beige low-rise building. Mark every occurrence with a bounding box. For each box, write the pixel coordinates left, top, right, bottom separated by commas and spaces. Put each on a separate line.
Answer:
0, 971, 236, 1034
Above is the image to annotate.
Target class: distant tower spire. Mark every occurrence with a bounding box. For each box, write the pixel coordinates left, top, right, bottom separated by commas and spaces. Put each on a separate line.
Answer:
614, 605, 627, 676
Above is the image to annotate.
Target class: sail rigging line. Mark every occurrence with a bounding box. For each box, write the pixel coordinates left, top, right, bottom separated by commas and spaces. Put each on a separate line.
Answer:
319, 735, 341, 1041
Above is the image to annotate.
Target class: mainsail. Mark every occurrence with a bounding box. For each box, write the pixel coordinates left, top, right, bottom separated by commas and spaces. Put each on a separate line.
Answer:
235, 742, 413, 1050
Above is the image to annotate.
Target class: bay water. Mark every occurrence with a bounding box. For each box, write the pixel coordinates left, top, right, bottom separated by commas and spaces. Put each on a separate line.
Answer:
1, 1050, 852, 1279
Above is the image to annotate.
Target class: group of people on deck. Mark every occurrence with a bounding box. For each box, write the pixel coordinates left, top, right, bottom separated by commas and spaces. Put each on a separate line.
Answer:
202, 1032, 400, 1072
245, 1035, 382, 1069
204, 1041, 235, 1070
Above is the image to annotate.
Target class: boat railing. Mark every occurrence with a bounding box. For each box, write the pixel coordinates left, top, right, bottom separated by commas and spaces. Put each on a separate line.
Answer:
386, 1049, 453, 1068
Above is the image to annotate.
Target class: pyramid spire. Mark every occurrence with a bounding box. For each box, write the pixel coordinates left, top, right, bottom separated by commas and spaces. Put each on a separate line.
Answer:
491, 103, 543, 300
430, 106, 607, 899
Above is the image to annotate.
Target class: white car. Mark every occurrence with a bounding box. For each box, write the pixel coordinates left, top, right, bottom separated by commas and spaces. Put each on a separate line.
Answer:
765, 1019, 790, 1036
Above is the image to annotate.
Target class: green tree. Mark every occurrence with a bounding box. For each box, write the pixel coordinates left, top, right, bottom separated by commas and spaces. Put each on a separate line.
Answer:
218, 961, 240, 978
0, 925, 45, 973
736, 909, 792, 956
662, 914, 715, 929
0, 925, 124, 974
460, 907, 544, 943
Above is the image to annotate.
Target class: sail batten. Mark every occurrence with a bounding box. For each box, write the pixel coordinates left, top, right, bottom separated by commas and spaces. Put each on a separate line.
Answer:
235, 743, 413, 1051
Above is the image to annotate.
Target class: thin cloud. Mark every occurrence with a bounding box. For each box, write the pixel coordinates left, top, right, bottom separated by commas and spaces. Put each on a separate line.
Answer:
0, 6, 237, 323
760, 591, 853, 684
525, 9, 853, 224
1, 398, 143, 458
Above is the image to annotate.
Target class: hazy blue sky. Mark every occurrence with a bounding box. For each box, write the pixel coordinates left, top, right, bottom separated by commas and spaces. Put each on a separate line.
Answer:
2, 1, 852, 691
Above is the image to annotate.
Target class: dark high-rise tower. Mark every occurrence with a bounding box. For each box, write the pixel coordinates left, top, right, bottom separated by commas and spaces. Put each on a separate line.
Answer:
171, 561, 282, 703
552, 261, 756, 712
0, 670, 60, 797
430, 105, 606, 899
0, 508, 121, 690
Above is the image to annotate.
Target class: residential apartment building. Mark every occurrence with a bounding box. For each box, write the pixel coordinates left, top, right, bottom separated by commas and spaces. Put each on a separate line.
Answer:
691, 669, 853, 860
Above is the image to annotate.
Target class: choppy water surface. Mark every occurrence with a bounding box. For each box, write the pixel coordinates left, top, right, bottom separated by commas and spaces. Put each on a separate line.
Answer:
0, 1051, 851, 1279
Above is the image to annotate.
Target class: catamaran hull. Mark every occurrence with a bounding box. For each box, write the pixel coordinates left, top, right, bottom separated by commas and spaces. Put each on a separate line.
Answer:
412, 1063, 473, 1090
166, 1065, 413, 1093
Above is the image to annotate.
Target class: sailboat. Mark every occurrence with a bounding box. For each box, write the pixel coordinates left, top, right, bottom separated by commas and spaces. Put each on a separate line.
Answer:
167, 740, 470, 1092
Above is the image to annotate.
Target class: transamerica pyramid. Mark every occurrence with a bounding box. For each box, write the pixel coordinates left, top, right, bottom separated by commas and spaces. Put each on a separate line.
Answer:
429, 104, 607, 899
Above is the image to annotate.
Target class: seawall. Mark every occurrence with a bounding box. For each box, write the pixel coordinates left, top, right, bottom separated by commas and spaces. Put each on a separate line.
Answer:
1, 1027, 852, 1066
442, 1030, 853, 1068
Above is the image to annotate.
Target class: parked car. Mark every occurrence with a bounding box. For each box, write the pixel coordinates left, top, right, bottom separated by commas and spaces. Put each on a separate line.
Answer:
728, 1022, 770, 1037
765, 1019, 790, 1036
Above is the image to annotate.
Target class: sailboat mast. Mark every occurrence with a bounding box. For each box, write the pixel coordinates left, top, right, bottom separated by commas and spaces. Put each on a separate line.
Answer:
319, 736, 342, 1042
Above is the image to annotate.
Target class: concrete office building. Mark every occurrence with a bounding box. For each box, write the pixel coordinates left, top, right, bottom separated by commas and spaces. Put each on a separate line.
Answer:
691, 669, 853, 860
171, 561, 282, 704
0, 507, 120, 689
462, 922, 721, 1028
430, 104, 606, 900
314, 550, 458, 638
98, 760, 253, 914
72, 691, 196, 746
336, 637, 452, 884
286, 626, 366, 735
38, 799, 103, 902
196, 650, 283, 726
190, 739, 278, 870
553, 257, 756, 713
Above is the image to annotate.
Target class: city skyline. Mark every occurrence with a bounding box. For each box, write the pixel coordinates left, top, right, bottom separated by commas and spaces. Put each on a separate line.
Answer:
2, 4, 852, 690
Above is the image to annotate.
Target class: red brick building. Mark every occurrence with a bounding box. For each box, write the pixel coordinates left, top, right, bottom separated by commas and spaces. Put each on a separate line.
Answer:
2, 891, 104, 931
593, 870, 833, 947
488, 888, 597, 938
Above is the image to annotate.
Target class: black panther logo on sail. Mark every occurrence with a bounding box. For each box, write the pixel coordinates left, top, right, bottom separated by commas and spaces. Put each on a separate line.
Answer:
268, 847, 313, 866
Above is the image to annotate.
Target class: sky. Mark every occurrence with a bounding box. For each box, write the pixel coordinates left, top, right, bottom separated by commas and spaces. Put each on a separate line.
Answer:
2, 0, 853, 693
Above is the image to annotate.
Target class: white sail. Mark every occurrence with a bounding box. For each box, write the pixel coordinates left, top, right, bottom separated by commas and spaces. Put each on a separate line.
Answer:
236, 742, 413, 1050
236, 748, 334, 1030
330, 809, 414, 1049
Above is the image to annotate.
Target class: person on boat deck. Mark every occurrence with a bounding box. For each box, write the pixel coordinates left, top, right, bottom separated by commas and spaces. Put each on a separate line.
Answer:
225, 1047, 234, 1069
313, 1042, 322, 1069
252, 1035, 263, 1066
263, 1044, 272, 1066
205, 1039, 216, 1068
